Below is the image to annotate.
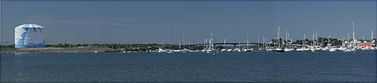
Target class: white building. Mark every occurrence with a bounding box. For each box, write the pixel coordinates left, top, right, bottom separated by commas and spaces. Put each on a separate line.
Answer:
14, 24, 45, 48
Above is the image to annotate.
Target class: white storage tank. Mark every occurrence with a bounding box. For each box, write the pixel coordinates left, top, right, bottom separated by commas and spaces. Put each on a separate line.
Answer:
14, 24, 45, 48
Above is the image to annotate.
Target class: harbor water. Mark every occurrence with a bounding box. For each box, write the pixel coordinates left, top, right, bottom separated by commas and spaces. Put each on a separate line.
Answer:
1, 51, 376, 82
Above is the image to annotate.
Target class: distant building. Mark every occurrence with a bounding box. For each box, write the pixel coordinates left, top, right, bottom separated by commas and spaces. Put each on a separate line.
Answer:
14, 24, 45, 48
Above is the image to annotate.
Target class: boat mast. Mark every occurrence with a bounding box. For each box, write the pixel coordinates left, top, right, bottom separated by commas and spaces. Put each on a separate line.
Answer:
315, 31, 318, 46
210, 33, 212, 50
182, 34, 185, 48
371, 24, 374, 40
352, 20, 355, 40
312, 34, 315, 47
162, 40, 165, 49
204, 38, 208, 50
179, 41, 181, 49
328, 34, 331, 43
257, 32, 260, 48
277, 25, 281, 48
263, 36, 265, 49
223, 39, 226, 45
247, 37, 249, 49
372, 30, 374, 40
347, 33, 350, 40
303, 33, 306, 47
285, 30, 288, 47
238, 38, 241, 50
289, 33, 292, 45
352, 20, 356, 46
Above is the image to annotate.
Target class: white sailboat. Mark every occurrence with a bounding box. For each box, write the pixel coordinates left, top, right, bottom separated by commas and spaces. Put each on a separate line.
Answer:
310, 33, 316, 52
284, 30, 294, 52
275, 25, 284, 52
296, 33, 306, 51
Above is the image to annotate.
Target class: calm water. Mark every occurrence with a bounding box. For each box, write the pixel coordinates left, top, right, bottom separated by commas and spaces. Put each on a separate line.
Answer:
1, 51, 376, 82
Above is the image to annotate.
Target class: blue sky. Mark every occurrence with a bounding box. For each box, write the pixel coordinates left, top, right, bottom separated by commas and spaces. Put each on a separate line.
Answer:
1, 1, 376, 44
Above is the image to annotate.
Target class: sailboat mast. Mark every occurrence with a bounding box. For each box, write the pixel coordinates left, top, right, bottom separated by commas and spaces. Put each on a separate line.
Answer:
312, 34, 315, 46
352, 20, 356, 46
257, 32, 260, 48
314, 31, 318, 46
371, 24, 374, 40
285, 30, 288, 46
277, 25, 281, 48
238, 38, 241, 49
303, 33, 306, 47
328, 34, 331, 46
352, 20, 355, 40
372, 30, 374, 40
263, 36, 265, 49
347, 33, 350, 40
179, 41, 181, 49
224, 39, 226, 45
288, 32, 291, 43
205, 38, 208, 50
247, 37, 249, 49
208, 33, 214, 50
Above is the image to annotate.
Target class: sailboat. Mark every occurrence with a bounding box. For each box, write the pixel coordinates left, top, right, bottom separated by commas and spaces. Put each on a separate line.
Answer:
296, 33, 306, 51
284, 30, 294, 52
343, 20, 358, 52
243, 38, 253, 52
275, 25, 284, 52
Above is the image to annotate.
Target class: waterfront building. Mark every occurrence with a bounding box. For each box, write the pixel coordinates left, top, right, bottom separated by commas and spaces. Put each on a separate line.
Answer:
14, 24, 45, 48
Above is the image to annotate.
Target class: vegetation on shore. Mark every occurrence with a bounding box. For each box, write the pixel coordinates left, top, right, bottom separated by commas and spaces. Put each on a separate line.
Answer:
1, 37, 372, 51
